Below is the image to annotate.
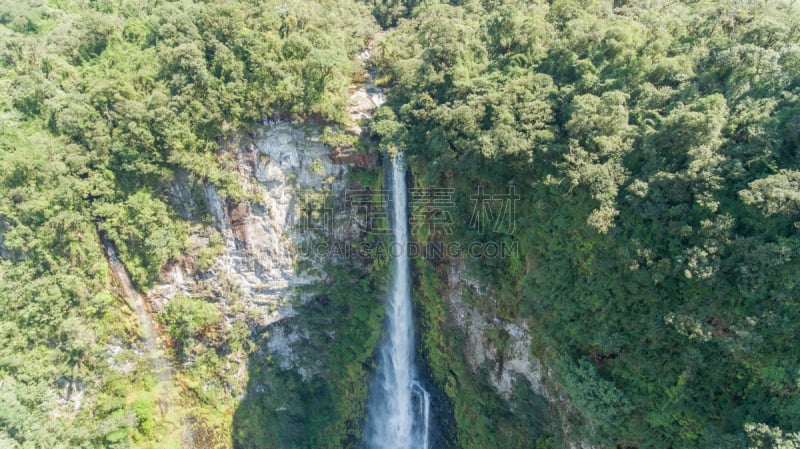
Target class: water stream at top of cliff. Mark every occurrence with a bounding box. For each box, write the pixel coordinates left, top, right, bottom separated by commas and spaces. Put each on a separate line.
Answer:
366, 153, 431, 449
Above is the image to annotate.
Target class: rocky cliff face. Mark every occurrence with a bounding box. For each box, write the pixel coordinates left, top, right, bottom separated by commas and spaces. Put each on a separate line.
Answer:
150, 35, 387, 327
208, 123, 347, 323
117, 37, 588, 444
149, 121, 367, 371
443, 262, 596, 449
446, 262, 547, 399
143, 41, 387, 380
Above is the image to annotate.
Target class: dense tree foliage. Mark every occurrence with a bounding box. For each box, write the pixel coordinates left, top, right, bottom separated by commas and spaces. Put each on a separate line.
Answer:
4, 0, 800, 448
0, 0, 376, 447
233, 261, 388, 449
371, 0, 800, 448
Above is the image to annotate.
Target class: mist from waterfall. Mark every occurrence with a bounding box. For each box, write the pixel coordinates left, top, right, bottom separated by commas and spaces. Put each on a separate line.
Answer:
366, 153, 431, 449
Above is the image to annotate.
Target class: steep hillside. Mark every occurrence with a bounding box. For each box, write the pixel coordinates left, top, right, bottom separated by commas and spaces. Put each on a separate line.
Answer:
3, 1, 800, 449
0, 0, 380, 447
370, 1, 800, 448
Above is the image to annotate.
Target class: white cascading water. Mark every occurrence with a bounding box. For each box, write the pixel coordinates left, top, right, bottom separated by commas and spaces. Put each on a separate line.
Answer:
367, 153, 431, 449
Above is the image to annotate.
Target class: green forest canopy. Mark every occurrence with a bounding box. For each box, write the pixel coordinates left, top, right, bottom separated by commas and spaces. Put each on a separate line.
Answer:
0, 0, 375, 447
2, 0, 800, 448
370, 0, 800, 448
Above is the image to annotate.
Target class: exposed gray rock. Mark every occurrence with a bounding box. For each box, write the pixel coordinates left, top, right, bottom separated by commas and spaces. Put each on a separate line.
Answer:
197, 123, 348, 326
152, 121, 360, 381
155, 123, 347, 319
167, 170, 199, 219
266, 325, 318, 381
445, 262, 597, 449
446, 262, 547, 400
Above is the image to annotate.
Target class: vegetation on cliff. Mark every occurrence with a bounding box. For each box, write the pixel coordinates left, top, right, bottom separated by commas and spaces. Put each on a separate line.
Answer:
0, 0, 376, 447
3, 0, 800, 448
370, 1, 800, 448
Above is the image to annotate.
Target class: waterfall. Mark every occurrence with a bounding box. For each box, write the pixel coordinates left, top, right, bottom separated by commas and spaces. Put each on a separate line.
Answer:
104, 242, 172, 381
104, 241, 195, 446
366, 153, 431, 449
